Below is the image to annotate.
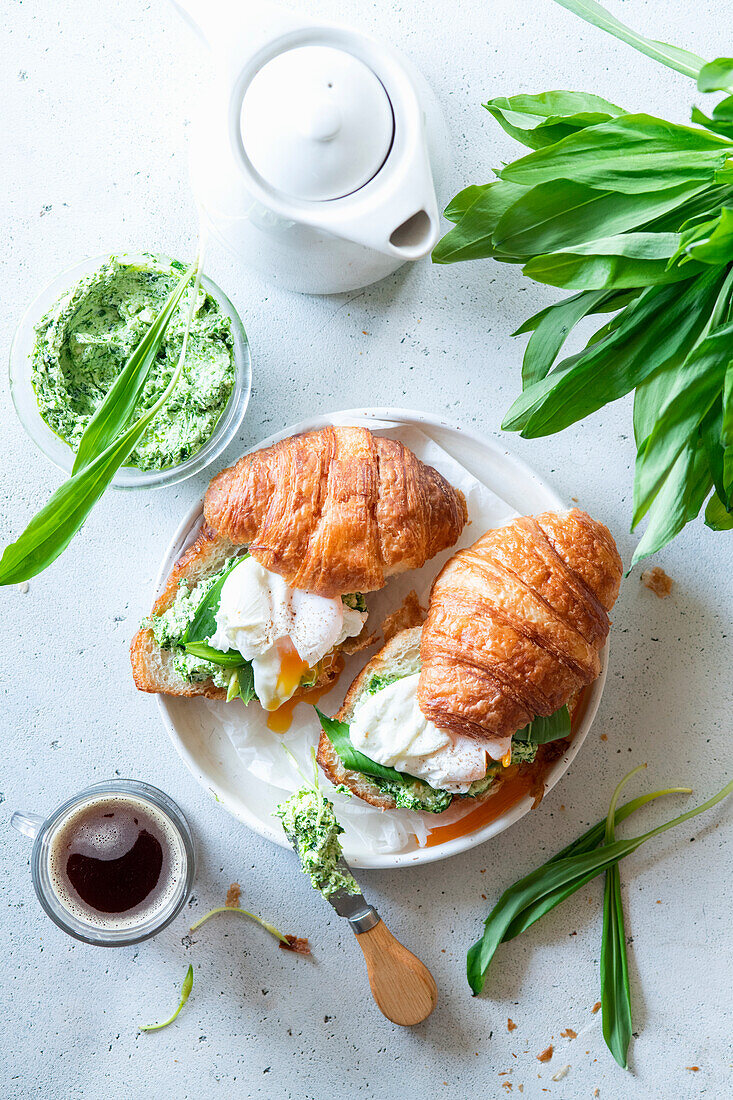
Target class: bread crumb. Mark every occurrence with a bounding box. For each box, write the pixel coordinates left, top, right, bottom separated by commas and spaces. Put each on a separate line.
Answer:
381, 590, 426, 642
551, 1065, 570, 1082
591, 1001, 601, 1014
225, 882, 241, 908
593, 1090, 600, 1098
279, 934, 311, 955
502, 1084, 512, 1091
517, 1087, 524, 1094
560, 1028, 577, 1039
17, 582, 29, 594
507, 1018, 518, 1032
341, 630, 378, 655
600, 734, 608, 741
537, 1045, 553, 1063
686, 1066, 700, 1072
641, 566, 673, 598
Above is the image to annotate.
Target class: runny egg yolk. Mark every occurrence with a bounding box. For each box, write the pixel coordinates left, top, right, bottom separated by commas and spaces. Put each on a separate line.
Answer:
264, 638, 309, 713
501, 748, 512, 768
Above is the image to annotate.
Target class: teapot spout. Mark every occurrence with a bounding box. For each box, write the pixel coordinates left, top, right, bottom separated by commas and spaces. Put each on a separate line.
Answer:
304, 132, 442, 261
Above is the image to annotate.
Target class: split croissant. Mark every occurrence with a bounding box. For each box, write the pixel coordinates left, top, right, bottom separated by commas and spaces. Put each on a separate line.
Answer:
418, 509, 622, 741
200, 425, 467, 598
131, 426, 467, 700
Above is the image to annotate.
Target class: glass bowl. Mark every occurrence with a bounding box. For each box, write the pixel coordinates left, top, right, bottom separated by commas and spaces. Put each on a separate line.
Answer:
8, 252, 252, 490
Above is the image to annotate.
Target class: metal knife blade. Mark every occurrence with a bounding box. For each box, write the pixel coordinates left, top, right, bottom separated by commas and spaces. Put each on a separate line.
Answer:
282, 828, 380, 934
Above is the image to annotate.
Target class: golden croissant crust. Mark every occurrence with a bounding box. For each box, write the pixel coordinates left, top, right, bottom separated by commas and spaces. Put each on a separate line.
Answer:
201, 426, 467, 597
418, 509, 622, 741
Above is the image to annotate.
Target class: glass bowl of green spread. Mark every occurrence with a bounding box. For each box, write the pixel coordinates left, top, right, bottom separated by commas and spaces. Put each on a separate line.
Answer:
9, 252, 251, 489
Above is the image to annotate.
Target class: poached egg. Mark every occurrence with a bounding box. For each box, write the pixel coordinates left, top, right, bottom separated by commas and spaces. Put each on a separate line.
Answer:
349, 674, 513, 793
208, 556, 367, 710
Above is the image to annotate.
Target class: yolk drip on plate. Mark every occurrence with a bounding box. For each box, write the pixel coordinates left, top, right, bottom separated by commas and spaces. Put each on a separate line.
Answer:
266, 649, 344, 733
425, 685, 589, 847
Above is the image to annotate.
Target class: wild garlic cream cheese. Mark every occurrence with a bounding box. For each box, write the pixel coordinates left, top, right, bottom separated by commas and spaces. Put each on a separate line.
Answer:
31, 256, 235, 470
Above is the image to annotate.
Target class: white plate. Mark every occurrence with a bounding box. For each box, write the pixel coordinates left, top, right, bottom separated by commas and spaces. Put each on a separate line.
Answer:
155, 408, 608, 868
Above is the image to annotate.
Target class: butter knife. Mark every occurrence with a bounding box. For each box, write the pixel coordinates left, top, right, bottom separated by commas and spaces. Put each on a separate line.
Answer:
283, 830, 438, 1026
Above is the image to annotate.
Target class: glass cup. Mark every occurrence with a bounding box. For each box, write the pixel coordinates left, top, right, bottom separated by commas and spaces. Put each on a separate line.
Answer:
11, 779, 195, 946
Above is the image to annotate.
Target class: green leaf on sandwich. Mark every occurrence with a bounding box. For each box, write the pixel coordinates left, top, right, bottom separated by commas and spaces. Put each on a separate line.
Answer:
514, 705, 571, 745
226, 663, 256, 704
315, 709, 452, 814
183, 641, 248, 668
182, 553, 249, 645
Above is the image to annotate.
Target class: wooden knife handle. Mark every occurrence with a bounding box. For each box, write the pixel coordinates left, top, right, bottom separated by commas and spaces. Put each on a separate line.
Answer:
354, 917, 438, 1026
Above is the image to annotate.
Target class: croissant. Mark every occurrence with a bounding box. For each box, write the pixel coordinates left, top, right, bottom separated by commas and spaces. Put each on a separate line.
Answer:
201, 425, 467, 597
417, 509, 622, 741
131, 425, 467, 700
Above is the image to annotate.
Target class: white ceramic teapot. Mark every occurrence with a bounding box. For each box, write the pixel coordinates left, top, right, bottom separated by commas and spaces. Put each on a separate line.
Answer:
172, 0, 448, 293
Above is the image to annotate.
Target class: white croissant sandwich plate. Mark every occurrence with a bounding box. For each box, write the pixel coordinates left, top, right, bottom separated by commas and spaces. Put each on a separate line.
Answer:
154, 408, 609, 868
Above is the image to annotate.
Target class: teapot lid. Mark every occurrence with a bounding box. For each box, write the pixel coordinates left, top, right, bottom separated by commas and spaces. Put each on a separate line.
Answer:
239, 45, 394, 202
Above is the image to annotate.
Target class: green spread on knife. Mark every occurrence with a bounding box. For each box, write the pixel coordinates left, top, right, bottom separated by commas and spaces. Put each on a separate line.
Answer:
31, 256, 235, 471
276, 786, 359, 899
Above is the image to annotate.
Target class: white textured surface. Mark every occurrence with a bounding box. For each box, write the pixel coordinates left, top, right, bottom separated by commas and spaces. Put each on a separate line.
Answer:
1, 1, 731, 1097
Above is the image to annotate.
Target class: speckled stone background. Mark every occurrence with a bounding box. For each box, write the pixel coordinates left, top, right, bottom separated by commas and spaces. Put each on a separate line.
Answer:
2, 1, 731, 1097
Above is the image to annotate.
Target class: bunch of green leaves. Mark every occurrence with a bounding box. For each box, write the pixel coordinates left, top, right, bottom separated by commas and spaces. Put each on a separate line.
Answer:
467, 769, 733, 1065
434, 0, 733, 564
0, 262, 197, 584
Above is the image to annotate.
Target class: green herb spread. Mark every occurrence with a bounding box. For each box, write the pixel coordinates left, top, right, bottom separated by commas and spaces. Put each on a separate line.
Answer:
31, 256, 236, 471
276, 786, 359, 898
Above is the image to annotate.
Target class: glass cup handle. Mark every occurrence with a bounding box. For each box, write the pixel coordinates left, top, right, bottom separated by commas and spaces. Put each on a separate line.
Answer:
11, 811, 44, 840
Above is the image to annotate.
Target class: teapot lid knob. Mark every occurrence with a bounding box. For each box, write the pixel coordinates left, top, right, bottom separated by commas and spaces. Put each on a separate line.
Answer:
240, 44, 394, 202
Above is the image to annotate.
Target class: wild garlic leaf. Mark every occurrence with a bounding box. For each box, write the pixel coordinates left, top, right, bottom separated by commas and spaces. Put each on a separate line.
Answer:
518, 289, 611, 388
501, 786, 691, 942
685, 207, 733, 265
491, 179, 704, 259
466, 776, 733, 995
443, 184, 491, 224
0, 263, 199, 585
72, 264, 196, 473
183, 641, 247, 668
600, 768, 637, 1069
513, 705, 570, 745
484, 91, 624, 150
633, 268, 733, 448
697, 58, 733, 95
705, 490, 733, 529
630, 437, 712, 565
432, 180, 527, 263
317, 710, 415, 788
502, 270, 725, 438
522, 231, 686, 291
501, 115, 733, 194
691, 106, 733, 140
632, 322, 733, 524
182, 556, 247, 644
552, 0, 707, 82
701, 400, 727, 504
